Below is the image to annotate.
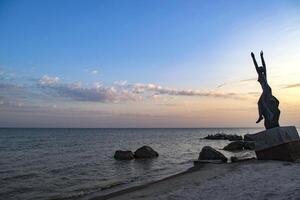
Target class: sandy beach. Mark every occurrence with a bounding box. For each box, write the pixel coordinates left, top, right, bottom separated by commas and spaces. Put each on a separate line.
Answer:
90, 160, 300, 200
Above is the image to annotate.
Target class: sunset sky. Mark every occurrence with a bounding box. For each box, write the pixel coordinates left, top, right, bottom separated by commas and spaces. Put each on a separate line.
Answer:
1, 0, 300, 127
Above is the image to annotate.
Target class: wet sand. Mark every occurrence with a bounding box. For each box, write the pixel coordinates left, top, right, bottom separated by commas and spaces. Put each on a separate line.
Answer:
88, 159, 300, 200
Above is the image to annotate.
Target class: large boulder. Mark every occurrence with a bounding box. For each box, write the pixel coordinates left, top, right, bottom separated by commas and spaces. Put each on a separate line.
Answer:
247, 126, 300, 161
223, 141, 244, 151
134, 146, 159, 159
198, 146, 228, 163
114, 150, 134, 160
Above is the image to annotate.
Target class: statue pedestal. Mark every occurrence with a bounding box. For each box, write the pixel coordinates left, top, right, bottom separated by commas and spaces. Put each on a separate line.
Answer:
248, 126, 300, 161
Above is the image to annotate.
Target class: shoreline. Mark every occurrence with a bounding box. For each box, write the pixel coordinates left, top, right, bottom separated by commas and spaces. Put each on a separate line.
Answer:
87, 160, 248, 200
87, 164, 206, 200
87, 159, 300, 200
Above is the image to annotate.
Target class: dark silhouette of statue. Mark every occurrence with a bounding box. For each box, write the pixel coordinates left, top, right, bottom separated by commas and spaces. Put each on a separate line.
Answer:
251, 51, 280, 129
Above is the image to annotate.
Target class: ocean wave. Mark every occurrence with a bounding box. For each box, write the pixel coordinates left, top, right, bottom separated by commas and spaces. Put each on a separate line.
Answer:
48, 181, 129, 200
100, 181, 128, 191
0, 169, 16, 174
2, 172, 38, 181
49, 163, 94, 175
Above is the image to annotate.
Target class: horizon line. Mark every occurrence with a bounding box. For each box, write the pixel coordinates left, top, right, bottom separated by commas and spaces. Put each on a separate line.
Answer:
0, 126, 270, 129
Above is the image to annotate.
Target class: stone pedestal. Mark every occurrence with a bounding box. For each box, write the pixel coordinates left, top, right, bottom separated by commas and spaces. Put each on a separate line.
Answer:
248, 126, 300, 161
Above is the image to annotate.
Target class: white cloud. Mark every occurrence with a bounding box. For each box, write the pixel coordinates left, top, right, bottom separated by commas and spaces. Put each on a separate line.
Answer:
127, 83, 243, 99
283, 83, 300, 89
93, 81, 102, 88
85, 69, 101, 75
114, 80, 128, 86
91, 70, 99, 75
39, 75, 59, 85
39, 78, 137, 103
1, 73, 252, 106
38, 77, 250, 102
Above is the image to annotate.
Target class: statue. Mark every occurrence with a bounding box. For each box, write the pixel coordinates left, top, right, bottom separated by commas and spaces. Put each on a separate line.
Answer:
251, 51, 280, 129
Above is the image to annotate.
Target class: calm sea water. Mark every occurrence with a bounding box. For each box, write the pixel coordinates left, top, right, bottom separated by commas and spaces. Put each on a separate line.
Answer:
0, 128, 263, 200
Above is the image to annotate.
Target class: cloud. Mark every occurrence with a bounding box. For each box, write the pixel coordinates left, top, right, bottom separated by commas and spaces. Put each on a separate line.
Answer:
1, 74, 251, 106
40, 83, 118, 102
0, 83, 27, 99
85, 69, 100, 75
0, 83, 34, 110
248, 92, 260, 96
38, 77, 137, 102
91, 70, 99, 75
0, 83, 22, 90
39, 75, 59, 85
114, 80, 128, 86
0, 96, 4, 105
93, 81, 102, 88
240, 78, 257, 82
127, 83, 244, 99
216, 83, 227, 89
38, 77, 248, 102
217, 78, 256, 88
0, 95, 24, 108
283, 83, 300, 89
0, 69, 16, 81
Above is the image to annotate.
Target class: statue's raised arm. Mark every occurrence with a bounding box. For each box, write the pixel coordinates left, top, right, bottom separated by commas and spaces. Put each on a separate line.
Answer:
251, 52, 259, 74
260, 50, 267, 79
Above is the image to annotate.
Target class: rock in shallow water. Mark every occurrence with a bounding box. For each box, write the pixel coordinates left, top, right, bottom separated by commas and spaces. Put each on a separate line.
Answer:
244, 134, 255, 141
114, 150, 135, 160
227, 135, 243, 141
230, 156, 256, 163
243, 141, 255, 150
203, 133, 242, 141
223, 141, 256, 151
134, 146, 159, 159
198, 146, 227, 163
223, 141, 244, 151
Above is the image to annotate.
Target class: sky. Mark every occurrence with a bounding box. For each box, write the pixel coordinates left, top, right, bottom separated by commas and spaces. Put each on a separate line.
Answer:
0, 0, 300, 128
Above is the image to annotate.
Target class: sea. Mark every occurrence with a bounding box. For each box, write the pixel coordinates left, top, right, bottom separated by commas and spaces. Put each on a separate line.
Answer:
0, 128, 264, 200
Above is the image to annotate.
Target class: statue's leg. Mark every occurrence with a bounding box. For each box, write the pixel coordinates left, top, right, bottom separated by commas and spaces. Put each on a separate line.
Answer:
268, 96, 280, 128
263, 96, 279, 129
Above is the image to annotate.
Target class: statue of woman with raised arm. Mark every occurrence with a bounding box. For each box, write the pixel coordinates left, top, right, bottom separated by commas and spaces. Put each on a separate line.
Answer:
251, 51, 280, 129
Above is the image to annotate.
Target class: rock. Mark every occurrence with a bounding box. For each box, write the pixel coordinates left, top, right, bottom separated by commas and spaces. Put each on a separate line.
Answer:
244, 134, 255, 141
223, 141, 256, 151
249, 126, 300, 161
227, 135, 243, 141
134, 146, 159, 159
230, 156, 239, 163
203, 133, 227, 140
223, 141, 244, 151
230, 156, 256, 163
198, 146, 228, 163
243, 141, 255, 150
203, 133, 242, 141
114, 150, 134, 160
194, 159, 224, 165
